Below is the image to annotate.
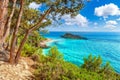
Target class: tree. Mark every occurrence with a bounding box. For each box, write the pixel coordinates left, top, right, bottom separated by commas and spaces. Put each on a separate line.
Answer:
9, 0, 24, 64
0, 0, 84, 64
14, 0, 84, 64
81, 55, 102, 72
0, 0, 9, 50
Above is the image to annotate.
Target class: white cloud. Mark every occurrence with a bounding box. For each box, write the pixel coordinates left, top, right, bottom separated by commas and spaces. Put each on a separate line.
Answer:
117, 18, 120, 21
104, 20, 117, 29
29, 2, 41, 9
95, 3, 120, 18
104, 25, 117, 29
106, 20, 117, 25
62, 14, 88, 27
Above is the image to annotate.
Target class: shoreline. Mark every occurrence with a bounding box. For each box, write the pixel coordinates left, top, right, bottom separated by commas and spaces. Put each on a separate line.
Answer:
39, 38, 53, 48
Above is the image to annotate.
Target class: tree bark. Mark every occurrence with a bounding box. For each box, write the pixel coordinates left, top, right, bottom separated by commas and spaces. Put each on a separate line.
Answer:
0, 0, 9, 50
14, 7, 52, 63
15, 30, 29, 63
3, 0, 17, 43
9, 0, 24, 64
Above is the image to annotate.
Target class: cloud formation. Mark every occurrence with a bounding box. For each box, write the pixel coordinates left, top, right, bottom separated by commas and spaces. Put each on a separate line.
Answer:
104, 20, 117, 29
106, 20, 117, 25
29, 2, 41, 9
62, 14, 88, 27
94, 22, 98, 26
117, 18, 120, 21
95, 3, 120, 18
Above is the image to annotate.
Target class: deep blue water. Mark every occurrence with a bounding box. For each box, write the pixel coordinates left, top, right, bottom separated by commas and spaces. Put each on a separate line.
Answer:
42, 32, 120, 73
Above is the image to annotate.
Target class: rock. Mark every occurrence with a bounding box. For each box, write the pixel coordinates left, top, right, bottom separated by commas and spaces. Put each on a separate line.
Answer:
39, 38, 53, 49
61, 33, 88, 40
40, 44, 50, 49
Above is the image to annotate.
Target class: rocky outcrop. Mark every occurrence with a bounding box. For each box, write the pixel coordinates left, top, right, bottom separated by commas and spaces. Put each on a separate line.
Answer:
39, 39, 52, 49
40, 44, 50, 49
61, 33, 87, 40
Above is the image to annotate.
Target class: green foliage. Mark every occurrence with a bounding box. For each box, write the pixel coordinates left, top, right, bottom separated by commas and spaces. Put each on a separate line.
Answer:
31, 48, 45, 62
9, 0, 84, 34
34, 47, 120, 80
100, 62, 113, 73
81, 54, 102, 72
17, 30, 46, 57
7, 1, 120, 79
28, 31, 47, 47
21, 43, 38, 57
81, 55, 120, 80
47, 46, 63, 62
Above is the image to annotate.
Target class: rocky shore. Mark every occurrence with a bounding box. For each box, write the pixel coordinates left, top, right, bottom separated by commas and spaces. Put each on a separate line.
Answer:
39, 38, 53, 48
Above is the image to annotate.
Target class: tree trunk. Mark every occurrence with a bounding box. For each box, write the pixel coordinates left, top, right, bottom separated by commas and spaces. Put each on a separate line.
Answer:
14, 7, 52, 63
0, 0, 9, 50
9, 0, 24, 64
3, 0, 17, 44
15, 30, 29, 63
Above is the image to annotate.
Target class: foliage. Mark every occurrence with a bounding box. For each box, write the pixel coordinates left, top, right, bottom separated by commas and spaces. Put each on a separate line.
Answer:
81, 54, 102, 72
21, 43, 37, 57
18, 31, 46, 57
31, 48, 45, 62
47, 46, 63, 62
27, 31, 47, 47
34, 47, 120, 80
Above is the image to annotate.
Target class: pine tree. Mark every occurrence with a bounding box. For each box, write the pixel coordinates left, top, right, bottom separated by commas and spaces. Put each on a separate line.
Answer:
0, 0, 84, 64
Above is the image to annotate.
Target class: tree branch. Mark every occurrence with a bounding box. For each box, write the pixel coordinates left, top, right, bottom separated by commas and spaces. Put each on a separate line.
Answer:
15, 6, 52, 63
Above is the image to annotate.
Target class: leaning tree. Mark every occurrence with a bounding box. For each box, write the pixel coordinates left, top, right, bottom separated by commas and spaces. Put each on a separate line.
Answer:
0, 0, 84, 64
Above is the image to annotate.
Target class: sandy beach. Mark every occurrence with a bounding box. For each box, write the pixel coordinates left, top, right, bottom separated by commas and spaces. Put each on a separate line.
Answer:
39, 38, 53, 48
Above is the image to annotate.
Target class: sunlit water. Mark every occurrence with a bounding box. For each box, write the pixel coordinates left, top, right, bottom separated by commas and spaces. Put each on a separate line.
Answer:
42, 32, 120, 73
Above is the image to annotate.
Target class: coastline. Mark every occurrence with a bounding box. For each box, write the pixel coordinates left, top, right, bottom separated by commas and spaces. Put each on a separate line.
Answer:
40, 38, 53, 48
43, 32, 120, 73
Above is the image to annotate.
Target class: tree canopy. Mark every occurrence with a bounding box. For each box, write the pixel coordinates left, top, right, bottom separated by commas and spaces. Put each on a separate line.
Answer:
0, 0, 84, 64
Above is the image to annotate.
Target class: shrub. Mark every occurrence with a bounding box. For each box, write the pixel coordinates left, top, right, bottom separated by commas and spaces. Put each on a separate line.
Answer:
33, 47, 120, 80
81, 54, 102, 72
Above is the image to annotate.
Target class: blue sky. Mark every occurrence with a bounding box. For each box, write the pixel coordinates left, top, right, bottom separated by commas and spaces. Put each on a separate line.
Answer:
29, 0, 120, 32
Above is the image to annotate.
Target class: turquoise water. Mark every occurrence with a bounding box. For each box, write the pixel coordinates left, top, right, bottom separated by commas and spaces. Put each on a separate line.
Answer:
42, 32, 120, 73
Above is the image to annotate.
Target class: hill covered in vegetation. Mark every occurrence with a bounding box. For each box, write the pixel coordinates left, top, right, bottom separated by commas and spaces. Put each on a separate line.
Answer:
25, 46, 120, 80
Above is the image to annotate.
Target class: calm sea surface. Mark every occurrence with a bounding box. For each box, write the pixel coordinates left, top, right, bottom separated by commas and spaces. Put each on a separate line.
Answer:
42, 32, 120, 73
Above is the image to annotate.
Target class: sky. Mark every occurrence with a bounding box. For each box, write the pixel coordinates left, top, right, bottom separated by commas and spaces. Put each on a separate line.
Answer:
29, 0, 120, 32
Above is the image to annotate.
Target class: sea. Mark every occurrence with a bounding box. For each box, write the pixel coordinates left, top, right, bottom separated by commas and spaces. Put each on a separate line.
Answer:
42, 32, 120, 73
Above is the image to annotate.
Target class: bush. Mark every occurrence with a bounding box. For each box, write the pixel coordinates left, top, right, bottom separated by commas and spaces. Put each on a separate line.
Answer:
21, 43, 37, 57
46, 46, 63, 62
81, 54, 102, 72
34, 47, 120, 80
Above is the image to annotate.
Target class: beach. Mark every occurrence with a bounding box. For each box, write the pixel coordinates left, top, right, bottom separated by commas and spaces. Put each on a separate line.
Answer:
43, 31, 120, 73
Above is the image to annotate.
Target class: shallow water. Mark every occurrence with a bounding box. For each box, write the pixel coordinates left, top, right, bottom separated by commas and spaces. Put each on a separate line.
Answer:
42, 32, 120, 73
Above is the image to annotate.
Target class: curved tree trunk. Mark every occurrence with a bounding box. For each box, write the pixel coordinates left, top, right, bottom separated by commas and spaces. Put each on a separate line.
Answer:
15, 7, 52, 63
0, 0, 9, 50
